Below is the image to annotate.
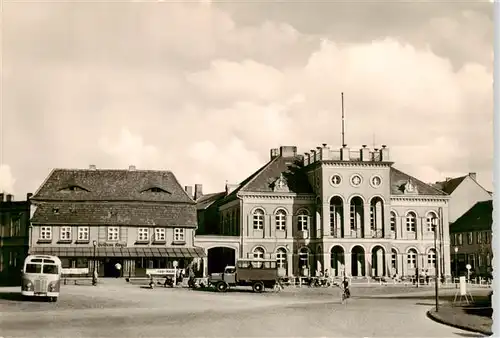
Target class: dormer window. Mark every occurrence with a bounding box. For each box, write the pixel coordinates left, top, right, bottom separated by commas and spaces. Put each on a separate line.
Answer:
59, 185, 89, 192
142, 187, 170, 194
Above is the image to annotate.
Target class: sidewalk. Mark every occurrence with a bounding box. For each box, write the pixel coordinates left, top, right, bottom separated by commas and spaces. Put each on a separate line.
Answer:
427, 301, 493, 336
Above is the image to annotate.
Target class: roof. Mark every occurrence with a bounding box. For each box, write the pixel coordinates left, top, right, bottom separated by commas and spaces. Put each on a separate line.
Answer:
31, 202, 197, 227
390, 168, 448, 196
196, 192, 226, 210
432, 176, 467, 194
450, 200, 492, 233
31, 246, 206, 258
32, 169, 194, 204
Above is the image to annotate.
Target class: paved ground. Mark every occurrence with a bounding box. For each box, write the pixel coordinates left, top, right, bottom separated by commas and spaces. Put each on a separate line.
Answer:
0, 282, 490, 337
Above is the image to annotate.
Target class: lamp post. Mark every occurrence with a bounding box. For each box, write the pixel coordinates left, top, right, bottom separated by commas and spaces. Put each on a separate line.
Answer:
454, 247, 458, 280
92, 240, 97, 286
433, 217, 440, 312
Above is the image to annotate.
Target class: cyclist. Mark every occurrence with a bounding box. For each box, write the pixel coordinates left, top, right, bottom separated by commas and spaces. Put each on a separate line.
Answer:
342, 277, 350, 299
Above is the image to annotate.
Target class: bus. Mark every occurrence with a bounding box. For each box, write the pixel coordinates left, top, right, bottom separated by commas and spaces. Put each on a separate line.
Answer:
21, 255, 62, 302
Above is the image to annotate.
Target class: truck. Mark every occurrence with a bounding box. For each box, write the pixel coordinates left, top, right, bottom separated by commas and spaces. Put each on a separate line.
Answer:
208, 258, 280, 293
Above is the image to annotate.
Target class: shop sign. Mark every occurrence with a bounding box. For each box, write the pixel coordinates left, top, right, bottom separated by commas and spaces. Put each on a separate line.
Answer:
98, 241, 127, 248
62, 268, 89, 275
146, 268, 177, 276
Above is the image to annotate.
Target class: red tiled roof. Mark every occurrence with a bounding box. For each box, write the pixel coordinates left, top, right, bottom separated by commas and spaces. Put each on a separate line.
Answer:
31, 202, 197, 227
32, 169, 194, 204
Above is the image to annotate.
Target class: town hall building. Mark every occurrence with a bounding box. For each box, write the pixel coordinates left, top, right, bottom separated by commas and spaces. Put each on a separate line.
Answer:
194, 144, 452, 281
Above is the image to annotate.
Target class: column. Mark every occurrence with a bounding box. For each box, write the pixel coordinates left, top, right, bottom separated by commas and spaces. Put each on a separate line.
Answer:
400, 216, 406, 240
363, 204, 371, 238
343, 203, 350, 238
383, 204, 391, 239
365, 253, 371, 277
286, 214, 293, 239
315, 210, 321, 239
247, 214, 251, 237
344, 253, 352, 277
202, 257, 208, 277
385, 252, 392, 277
323, 253, 330, 275
287, 252, 294, 276
322, 203, 329, 238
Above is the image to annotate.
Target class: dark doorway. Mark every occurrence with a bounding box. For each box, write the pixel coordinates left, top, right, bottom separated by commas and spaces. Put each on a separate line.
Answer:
103, 258, 124, 277
207, 247, 235, 274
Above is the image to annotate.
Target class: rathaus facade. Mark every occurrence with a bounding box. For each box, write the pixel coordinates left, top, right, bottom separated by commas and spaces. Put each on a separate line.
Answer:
195, 144, 452, 281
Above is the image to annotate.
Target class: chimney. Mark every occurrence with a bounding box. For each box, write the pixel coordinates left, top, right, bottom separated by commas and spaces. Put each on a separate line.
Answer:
225, 183, 239, 195
379, 145, 390, 162
310, 149, 317, 162
194, 184, 203, 200
360, 145, 370, 162
304, 152, 310, 166
27, 193, 33, 200
270, 148, 280, 160
469, 172, 477, 180
340, 144, 350, 161
279, 146, 297, 158
6, 194, 13, 202
445, 177, 452, 182
129, 165, 136, 171
184, 186, 193, 199
89, 164, 97, 170
0, 193, 3, 202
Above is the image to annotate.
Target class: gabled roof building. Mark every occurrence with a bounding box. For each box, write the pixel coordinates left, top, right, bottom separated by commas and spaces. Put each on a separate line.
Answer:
195, 144, 452, 281
30, 166, 205, 278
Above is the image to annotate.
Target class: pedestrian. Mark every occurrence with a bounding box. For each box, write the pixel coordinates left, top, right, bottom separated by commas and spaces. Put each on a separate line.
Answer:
342, 277, 350, 298
93, 268, 98, 286
114, 262, 122, 278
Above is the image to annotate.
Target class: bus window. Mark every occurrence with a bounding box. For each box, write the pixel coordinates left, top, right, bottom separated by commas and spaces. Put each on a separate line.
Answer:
32, 259, 43, 263
42, 264, 59, 274
25, 264, 42, 273
44, 260, 55, 264
238, 261, 250, 268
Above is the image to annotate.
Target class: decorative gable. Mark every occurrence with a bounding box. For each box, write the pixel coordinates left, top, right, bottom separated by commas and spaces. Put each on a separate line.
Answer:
401, 179, 419, 195
272, 173, 290, 193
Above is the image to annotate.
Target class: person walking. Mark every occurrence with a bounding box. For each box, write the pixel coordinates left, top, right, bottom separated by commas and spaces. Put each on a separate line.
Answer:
115, 262, 122, 278
341, 277, 350, 301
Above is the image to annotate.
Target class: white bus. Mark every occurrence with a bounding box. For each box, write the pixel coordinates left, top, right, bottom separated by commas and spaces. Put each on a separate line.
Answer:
21, 255, 62, 302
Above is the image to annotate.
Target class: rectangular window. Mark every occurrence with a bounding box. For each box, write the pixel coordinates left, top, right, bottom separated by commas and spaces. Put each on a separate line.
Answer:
138, 228, 149, 241
407, 253, 416, 269
467, 232, 473, 245
154, 228, 166, 241
485, 231, 490, 244
450, 234, 455, 246
486, 254, 491, 266
40, 226, 52, 240
468, 254, 475, 268
60, 226, 72, 241
174, 228, 185, 242
370, 206, 375, 231
77, 226, 89, 241
107, 227, 119, 241
350, 205, 356, 230
457, 233, 463, 245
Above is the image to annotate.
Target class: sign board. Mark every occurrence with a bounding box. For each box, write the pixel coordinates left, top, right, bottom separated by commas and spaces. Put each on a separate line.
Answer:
459, 276, 467, 295
146, 268, 185, 276
98, 242, 127, 248
466, 264, 471, 270
62, 268, 89, 275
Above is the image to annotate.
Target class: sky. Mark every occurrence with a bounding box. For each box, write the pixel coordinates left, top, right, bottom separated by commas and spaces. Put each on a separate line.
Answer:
0, 0, 494, 198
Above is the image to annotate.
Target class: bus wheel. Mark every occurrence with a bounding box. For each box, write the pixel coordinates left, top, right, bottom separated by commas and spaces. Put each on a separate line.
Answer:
252, 281, 264, 293
216, 281, 228, 292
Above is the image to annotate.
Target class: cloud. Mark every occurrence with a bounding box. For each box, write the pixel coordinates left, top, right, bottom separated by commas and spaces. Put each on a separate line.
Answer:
0, 164, 16, 194
1, 1, 493, 196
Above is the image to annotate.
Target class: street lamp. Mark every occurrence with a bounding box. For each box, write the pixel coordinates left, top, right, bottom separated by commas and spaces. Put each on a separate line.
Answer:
433, 217, 440, 312
454, 247, 459, 279
92, 240, 97, 286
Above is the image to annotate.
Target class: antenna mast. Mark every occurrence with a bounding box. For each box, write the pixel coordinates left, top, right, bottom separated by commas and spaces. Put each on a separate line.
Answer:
341, 92, 345, 146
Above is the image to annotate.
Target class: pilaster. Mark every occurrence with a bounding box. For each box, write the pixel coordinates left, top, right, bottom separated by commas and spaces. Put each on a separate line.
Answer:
322, 203, 329, 238
363, 204, 370, 238
343, 203, 350, 238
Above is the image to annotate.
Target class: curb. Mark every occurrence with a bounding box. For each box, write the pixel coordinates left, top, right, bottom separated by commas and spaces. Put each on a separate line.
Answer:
426, 308, 493, 336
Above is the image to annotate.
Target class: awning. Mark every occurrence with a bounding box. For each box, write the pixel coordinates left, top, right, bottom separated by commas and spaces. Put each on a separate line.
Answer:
30, 246, 206, 258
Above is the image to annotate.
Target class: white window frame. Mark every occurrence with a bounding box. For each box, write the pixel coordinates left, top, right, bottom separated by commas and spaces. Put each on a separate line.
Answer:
426, 213, 437, 232
138, 228, 149, 241
60, 226, 72, 241
298, 210, 309, 231
253, 209, 264, 230
40, 226, 52, 240
154, 228, 166, 241
407, 250, 417, 269
275, 210, 286, 231
107, 227, 119, 241
427, 249, 436, 267
390, 212, 396, 232
276, 249, 287, 269
298, 248, 309, 268
467, 232, 473, 245
174, 228, 185, 242
77, 226, 89, 241
406, 212, 416, 232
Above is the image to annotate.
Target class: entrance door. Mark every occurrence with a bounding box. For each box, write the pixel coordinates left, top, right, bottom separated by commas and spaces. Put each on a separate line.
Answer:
103, 258, 124, 277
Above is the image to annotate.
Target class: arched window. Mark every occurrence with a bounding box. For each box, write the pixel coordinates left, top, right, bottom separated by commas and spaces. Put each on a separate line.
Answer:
350, 197, 364, 237
427, 249, 436, 267
390, 212, 397, 232
297, 209, 309, 231
369, 197, 384, 238
426, 212, 438, 232
253, 209, 264, 230
299, 247, 309, 269
406, 212, 417, 232
252, 247, 265, 268
407, 249, 418, 269
275, 209, 287, 231
330, 197, 343, 237
276, 248, 287, 270
391, 249, 398, 272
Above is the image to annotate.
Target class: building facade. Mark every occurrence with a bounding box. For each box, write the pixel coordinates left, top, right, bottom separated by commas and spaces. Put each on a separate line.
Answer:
29, 166, 205, 277
0, 193, 32, 285
195, 144, 452, 280
449, 200, 492, 279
